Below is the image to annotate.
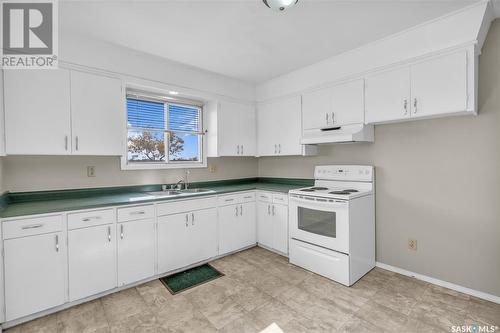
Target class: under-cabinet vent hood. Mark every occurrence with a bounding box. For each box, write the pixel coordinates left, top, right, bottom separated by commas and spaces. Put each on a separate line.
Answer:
301, 123, 374, 144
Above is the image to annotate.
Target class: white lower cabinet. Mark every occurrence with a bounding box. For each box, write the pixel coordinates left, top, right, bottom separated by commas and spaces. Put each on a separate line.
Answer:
257, 192, 289, 255
4, 230, 66, 321
68, 224, 117, 301
218, 201, 256, 255
158, 208, 217, 274
117, 218, 156, 286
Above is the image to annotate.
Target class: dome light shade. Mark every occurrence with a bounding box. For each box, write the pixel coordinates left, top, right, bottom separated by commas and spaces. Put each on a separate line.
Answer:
263, 0, 299, 11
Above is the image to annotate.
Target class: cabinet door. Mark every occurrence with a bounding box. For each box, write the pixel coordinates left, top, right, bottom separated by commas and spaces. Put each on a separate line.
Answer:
117, 219, 156, 286
70, 71, 124, 155
365, 67, 411, 124
257, 102, 276, 156
272, 204, 289, 254
302, 88, 331, 130
4, 69, 71, 155
240, 202, 256, 248
275, 96, 303, 156
158, 212, 192, 274
4, 232, 66, 321
411, 51, 467, 118
257, 201, 273, 248
68, 224, 117, 301
219, 203, 256, 255
218, 101, 256, 156
218, 204, 240, 255
190, 208, 217, 264
331, 79, 364, 126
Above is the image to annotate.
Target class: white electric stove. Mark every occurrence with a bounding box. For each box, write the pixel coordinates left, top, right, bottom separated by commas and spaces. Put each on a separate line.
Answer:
288, 165, 375, 286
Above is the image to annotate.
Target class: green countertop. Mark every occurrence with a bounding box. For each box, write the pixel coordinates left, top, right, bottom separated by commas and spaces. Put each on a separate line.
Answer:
0, 178, 312, 218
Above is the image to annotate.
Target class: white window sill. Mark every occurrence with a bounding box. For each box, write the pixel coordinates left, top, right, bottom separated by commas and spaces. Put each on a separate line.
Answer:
121, 159, 207, 170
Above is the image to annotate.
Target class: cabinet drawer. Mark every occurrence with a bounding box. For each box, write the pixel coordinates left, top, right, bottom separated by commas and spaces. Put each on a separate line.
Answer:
68, 209, 115, 230
272, 193, 288, 205
241, 192, 256, 203
157, 197, 217, 216
217, 193, 241, 206
257, 191, 272, 203
117, 205, 154, 222
3, 215, 63, 240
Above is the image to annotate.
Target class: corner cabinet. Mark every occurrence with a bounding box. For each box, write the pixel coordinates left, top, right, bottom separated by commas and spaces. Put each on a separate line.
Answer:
365, 49, 473, 124
207, 100, 256, 157
257, 96, 317, 157
3, 69, 124, 155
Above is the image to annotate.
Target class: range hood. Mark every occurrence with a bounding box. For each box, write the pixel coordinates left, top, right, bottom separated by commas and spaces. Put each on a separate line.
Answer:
301, 123, 374, 144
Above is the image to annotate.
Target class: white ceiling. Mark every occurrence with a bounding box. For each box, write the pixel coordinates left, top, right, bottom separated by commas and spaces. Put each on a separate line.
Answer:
60, 0, 478, 83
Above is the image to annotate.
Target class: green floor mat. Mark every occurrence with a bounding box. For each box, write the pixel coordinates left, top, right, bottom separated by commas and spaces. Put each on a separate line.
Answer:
159, 264, 224, 294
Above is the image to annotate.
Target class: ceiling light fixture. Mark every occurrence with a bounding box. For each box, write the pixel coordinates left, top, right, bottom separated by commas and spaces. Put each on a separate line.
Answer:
168, 91, 179, 95
263, 0, 299, 12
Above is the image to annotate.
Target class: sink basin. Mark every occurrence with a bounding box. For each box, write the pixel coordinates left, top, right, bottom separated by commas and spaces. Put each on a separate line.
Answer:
179, 188, 213, 193
147, 190, 182, 197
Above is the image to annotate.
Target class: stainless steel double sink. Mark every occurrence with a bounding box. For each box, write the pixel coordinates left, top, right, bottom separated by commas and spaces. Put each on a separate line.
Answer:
147, 188, 214, 197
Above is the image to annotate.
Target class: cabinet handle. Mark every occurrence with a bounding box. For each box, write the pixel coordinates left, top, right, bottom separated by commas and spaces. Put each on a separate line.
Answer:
21, 224, 43, 230
75, 136, 79, 151
120, 224, 124, 239
241, 145, 244, 155
191, 212, 195, 225
240, 205, 243, 216
130, 211, 145, 215
278, 144, 281, 154
331, 112, 335, 124
413, 98, 418, 114
237, 145, 240, 155
267, 204, 271, 215
235, 206, 239, 217
274, 144, 277, 154
55, 234, 59, 252
65, 136, 68, 151
82, 216, 102, 222
185, 214, 189, 227
225, 198, 234, 202
272, 205, 275, 216
403, 99, 408, 115
107, 226, 111, 242
326, 112, 329, 124
244, 196, 253, 199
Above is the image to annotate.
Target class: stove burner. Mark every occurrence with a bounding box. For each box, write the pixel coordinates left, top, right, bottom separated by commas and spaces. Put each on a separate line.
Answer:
310, 187, 328, 190
343, 189, 359, 193
329, 191, 352, 195
300, 189, 315, 192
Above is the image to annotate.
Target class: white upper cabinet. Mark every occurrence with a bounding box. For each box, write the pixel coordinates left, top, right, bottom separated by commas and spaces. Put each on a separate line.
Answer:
365, 67, 411, 123
365, 50, 472, 124
3, 69, 124, 156
410, 51, 468, 118
216, 101, 256, 156
4, 69, 71, 155
258, 96, 315, 156
302, 79, 364, 130
331, 79, 365, 126
70, 71, 124, 156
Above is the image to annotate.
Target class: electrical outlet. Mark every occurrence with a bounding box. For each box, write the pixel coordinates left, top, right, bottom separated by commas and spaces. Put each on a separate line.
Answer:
408, 239, 417, 251
209, 165, 216, 173
87, 166, 96, 177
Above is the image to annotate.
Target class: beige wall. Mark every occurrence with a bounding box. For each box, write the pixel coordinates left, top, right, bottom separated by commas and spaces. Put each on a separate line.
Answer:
2, 156, 257, 192
259, 19, 500, 297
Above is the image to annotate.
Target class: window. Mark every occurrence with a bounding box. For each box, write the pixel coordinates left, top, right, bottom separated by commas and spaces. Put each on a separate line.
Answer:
125, 91, 204, 168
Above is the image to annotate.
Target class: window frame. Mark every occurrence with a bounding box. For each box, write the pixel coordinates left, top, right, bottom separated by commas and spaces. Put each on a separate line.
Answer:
121, 89, 207, 170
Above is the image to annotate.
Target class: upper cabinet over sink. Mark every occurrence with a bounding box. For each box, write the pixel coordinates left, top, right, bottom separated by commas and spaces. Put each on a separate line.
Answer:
365, 50, 473, 124
3, 69, 124, 156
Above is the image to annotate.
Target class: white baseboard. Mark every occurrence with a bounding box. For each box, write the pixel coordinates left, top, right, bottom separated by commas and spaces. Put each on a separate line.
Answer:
376, 262, 500, 305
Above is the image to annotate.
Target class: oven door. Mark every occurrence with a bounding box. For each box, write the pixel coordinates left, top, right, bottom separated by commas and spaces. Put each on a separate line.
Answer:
289, 195, 349, 253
